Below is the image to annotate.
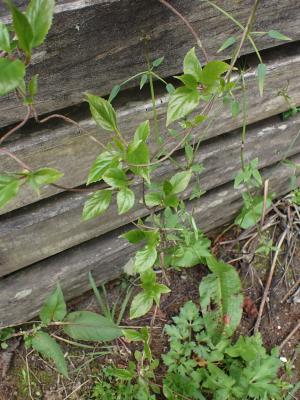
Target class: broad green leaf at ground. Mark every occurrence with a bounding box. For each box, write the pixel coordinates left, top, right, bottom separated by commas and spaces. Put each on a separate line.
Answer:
63, 311, 121, 341
32, 331, 68, 377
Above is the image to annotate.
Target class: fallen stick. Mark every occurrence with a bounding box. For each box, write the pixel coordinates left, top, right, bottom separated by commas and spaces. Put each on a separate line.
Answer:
279, 321, 300, 351
254, 229, 287, 333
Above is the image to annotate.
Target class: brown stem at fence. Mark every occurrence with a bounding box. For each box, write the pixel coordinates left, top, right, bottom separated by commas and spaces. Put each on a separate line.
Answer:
157, 0, 209, 63
279, 321, 300, 350
0, 106, 31, 145
0, 148, 32, 171
225, 0, 261, 79
254, 229, 287, 333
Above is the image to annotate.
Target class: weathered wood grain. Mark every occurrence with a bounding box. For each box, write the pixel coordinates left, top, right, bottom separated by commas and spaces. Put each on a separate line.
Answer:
1, 46, 300, 214
1, 153, 299, 328
1, 113, 300, 277
0, 0, 299, 127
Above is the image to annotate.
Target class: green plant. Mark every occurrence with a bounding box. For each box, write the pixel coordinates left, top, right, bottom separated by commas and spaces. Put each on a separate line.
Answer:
162, 288, 291, 400
92, 327, 160, 399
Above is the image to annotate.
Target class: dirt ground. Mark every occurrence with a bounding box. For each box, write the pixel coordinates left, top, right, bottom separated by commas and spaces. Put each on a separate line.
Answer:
0, 201, 299, 399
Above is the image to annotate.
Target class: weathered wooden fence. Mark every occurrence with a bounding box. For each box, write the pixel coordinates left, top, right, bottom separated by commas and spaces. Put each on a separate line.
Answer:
0, 0, 300, 327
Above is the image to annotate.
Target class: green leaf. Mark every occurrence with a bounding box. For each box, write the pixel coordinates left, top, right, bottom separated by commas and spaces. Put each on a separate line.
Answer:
27, 168, 63, 192
9, 3, 33, 55
108, 84, 121, 103
28, 74, 38, 98
170, 170, 192, 194
86, 93, 118, 132
152, 57, 164, 67
63, 311, 121, 341
199, 256, 243, 344
140, 73, 148, 90
175, 74, 198, 89
117, 187, 135, 214
167, 87, 200, 126
32, 331, 68, 377
0, 22, 11, 52
130, 292, 153, 319
87, 151, 119, 185
121, 229, 147, 244
145, 191, 162, 207
26, 0, 55, 47
199, 60, 230, 86
0, 177, 20, 208
141, 269, 170, 303
231, 99, 240, 117
39, 284, 67, 324
103, 167, 127, 188
257, 63, 267, 97
0, 58, 25, 96
127, 142, 150, 182
217, 36, 236, 53
82, 189, 112, 220
134, 245, 157, 273
267, 30, 292, 41
166, 83, 176, 94
134, 120, 150, 143
183, 48, 202, 81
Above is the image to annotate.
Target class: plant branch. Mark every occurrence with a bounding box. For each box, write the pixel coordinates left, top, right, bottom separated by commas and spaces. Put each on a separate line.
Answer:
0, 106, 31, 145
157, 0, 209, 63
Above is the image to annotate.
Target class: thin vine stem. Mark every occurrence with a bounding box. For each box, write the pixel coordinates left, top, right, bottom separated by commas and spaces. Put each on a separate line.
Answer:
0, 105, 31, 145
157, 0, 209, 63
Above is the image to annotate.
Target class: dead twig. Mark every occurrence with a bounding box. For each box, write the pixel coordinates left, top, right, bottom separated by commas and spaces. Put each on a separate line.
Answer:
254, 229, 287, 333
281, 277, 300, 303
279, 321, 300, 351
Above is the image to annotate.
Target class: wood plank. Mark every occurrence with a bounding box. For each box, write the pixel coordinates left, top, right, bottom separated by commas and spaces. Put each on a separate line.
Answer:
0, 153, 299, 328
1, 45, 300, 214
0, 0, 299, 127
1, 113, 300, 277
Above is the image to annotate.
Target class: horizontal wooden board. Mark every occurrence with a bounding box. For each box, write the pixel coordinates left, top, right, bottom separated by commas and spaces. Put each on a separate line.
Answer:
0, 0, 299, 127
1, 113, 300, 277
0, 154, 299, 328
1, 45, 300, 214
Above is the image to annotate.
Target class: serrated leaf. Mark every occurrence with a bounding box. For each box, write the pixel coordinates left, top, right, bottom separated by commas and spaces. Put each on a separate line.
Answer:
108, 84, 121, 103
127, 142, 150, 182
217, 36, 236, 53
130, 292, 153, 319
0, 58, 25, 96
199, 60, 230, 86
86, 93, 118, 132
257, 63, 267, 97
267, 30, 292, 41
183, 48, 202, 81
9, 3, 33, 54
117, 187, 135, 214
39, 284, 66, 324
167, 87, 200, 126
0, 178, 20, 208
32, 331, 68, 377
170, 170, 192, 194
145, 191, 162, 207
63, 311, 121, 341
27, 168, 63, 192
140, 73, 148, 89
82, 189, 112, 220
103, 167, 127, 188
134, 245, 157, 273
0, 22, 11, 52
152, 57, 164, 67
87, 151, 119, 185
122, 229, 147, 244
175, 74, 198, 89
26, 0, 54, 47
